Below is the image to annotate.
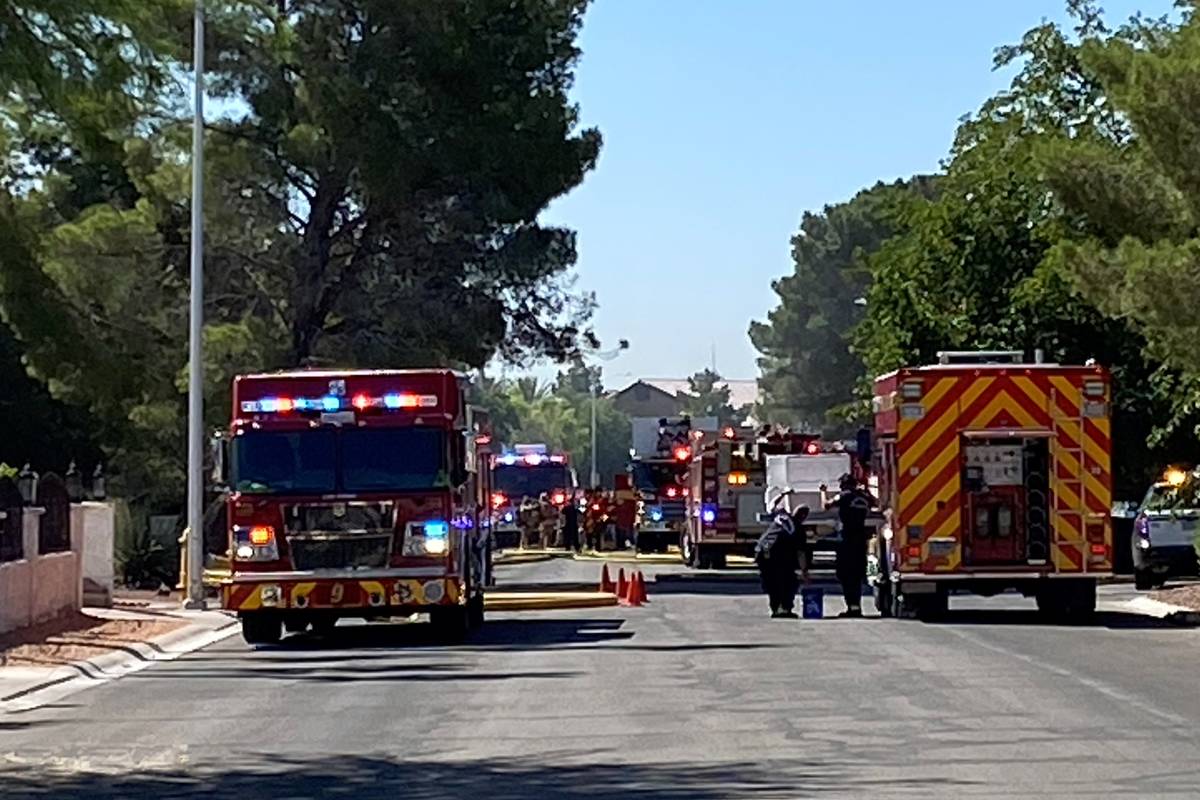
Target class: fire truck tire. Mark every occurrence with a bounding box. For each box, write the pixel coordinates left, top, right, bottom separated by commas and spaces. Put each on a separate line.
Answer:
241, 613, 282, 645
709, 551, 727, 569
635, 531, 652, 554
467, 593, 485, 629
430, 606, 470, 641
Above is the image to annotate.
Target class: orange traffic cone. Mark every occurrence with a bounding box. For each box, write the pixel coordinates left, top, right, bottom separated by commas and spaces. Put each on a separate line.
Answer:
600, 564, 615, 594
616, 568, 628, 600
621, 570, 645, 607
633, 571, 649, 605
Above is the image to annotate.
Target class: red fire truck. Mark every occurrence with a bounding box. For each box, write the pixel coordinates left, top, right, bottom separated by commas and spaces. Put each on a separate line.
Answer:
630, 419, 698, 553
871, 352, 1112, 618
683, 427, 845, 568
490, 444, 576, 549
216, 369, 493, 644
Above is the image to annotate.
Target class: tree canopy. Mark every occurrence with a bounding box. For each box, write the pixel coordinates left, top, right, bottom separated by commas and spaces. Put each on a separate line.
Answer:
0, 0, 602, 509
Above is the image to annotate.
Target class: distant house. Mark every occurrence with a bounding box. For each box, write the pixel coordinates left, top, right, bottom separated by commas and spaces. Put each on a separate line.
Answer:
609, 378, 760, 424
609, 380, 685, 418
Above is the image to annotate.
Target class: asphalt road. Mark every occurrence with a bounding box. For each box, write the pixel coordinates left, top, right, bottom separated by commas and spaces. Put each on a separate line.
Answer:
2, 557, 1199, 799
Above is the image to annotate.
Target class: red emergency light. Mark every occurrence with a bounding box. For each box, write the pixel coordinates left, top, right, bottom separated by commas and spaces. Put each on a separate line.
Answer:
673, 446, 691, 462
491, 492, 507, 509
551, 491, 567, 506
804, 441, 820, 455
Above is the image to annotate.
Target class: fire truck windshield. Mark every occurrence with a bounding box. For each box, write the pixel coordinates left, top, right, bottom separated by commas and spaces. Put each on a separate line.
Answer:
493, 464, 570, 499
231, 428, 446, 494
631, 461, 687, 492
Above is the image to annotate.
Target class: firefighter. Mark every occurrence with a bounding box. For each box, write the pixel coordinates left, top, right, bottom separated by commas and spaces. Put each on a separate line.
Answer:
538, 493, 558, 548
562, 490, 581, 553
518, 497, 539, 549
754, 504, 810, 619
824, 474, 877, 618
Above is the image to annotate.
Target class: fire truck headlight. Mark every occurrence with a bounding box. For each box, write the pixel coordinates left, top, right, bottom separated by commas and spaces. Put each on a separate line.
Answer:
423, 537, 448, 555
232, 526, 279, 561
503, 511, 514, 523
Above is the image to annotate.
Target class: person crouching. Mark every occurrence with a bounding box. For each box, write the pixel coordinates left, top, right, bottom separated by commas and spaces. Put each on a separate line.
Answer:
755, 504, 810, 619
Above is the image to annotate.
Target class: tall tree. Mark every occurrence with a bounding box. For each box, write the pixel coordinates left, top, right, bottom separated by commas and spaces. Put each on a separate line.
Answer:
751, 178, 931, 433
680, 369, 746, 426
854, 2, 1195, 494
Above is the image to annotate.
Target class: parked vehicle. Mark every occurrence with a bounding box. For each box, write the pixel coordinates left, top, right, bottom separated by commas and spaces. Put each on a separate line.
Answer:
1132, 468, 1200, 590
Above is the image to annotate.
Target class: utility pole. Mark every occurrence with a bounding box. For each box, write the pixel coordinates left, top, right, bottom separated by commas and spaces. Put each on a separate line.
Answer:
184, 0, 207, 610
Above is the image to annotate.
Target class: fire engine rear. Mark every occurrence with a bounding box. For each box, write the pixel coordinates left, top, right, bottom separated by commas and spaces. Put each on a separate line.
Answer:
872, 352, 1112, 619
684, 428, 846, 568
216, 369, 492, 644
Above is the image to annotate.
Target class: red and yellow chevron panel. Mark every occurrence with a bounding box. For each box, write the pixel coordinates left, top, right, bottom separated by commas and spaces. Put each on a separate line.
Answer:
878, 365, 1112, 575
222, 577, 461, 612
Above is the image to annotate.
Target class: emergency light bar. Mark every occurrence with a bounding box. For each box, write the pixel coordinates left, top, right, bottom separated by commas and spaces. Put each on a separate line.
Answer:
496, 453, 568, 466
240, 392, 437, 415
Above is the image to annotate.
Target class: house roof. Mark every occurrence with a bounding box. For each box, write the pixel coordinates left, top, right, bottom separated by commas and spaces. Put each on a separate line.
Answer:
614, 378, 759, 410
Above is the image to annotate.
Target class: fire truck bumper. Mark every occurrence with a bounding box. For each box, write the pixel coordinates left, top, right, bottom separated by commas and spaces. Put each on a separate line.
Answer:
222, 573, 462, 614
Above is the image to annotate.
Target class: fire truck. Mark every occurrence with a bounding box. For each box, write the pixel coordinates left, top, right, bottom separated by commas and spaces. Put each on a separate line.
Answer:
683, 427, 852, 568
490, 445, 576, 549
630, 418, 699, 553
216, 369, 493, 644
871, 352, 1112, 619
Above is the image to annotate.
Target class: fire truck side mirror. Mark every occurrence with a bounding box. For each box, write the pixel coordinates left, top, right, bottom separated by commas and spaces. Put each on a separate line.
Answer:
449, 433, 470, 488
209, 432, 229, 490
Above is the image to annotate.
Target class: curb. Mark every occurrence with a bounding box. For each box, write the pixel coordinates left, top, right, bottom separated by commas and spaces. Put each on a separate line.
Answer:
493, 552, 561, 566
0, 616, 240, 712
572, 553, 679, 565
485, 591, 619, 611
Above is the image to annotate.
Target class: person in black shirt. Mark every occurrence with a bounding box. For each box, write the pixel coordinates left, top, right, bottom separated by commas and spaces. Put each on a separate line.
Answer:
825, 475, 877, 618
755, 504, 810, 618
562, 492, 581, 553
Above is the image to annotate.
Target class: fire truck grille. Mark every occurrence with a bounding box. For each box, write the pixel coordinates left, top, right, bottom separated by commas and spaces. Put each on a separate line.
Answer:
658, 501, 687, 521
287, 533, 393, 571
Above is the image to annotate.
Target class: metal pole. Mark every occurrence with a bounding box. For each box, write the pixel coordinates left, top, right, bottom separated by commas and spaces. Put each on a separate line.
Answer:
590, 381, 599, 489
184, 0, 206, 610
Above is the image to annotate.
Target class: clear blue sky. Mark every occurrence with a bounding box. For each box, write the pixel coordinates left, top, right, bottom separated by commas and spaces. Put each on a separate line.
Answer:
534, 0, 1170, 386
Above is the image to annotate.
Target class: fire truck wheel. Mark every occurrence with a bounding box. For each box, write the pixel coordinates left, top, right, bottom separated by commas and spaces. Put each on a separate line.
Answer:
708, 551, 727, 569
241, 613, 282, 646
430, 606, 470, 642
467, 593, 485, 629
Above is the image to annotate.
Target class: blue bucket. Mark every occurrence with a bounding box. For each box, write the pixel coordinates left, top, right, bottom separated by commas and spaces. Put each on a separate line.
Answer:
801, 586, 824, 619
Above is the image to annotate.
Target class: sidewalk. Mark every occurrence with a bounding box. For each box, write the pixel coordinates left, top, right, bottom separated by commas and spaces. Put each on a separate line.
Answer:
0, 595, 238, 712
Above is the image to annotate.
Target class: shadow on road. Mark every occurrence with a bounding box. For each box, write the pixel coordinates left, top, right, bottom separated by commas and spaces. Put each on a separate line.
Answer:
919, 609, 1199, 631
651, 575, 844, 597
0, 753, 981, 800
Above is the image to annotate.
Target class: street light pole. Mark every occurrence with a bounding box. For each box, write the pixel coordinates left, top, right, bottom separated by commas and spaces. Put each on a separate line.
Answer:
184, 0, 206, 610
590, 381, 599, 489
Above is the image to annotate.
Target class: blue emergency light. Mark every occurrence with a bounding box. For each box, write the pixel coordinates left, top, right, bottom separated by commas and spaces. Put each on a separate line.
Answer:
649, 507, 664, 523
423, 520, 449, 539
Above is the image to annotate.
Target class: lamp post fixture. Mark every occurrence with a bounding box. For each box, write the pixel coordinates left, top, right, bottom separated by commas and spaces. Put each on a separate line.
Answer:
16, 464, 38, 506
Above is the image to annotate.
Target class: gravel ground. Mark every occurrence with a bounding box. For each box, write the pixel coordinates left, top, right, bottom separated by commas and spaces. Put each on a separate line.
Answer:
1152, 583, 1200, 611
0, 611, 186, 668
